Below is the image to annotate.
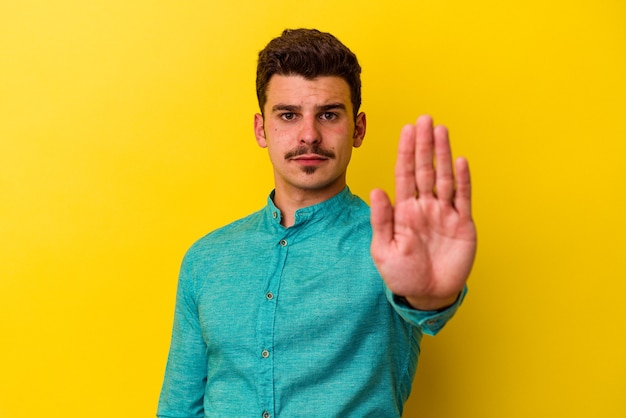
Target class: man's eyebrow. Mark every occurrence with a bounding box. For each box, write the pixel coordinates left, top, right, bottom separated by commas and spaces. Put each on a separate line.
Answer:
318, 103, 346, 112
272, 104, 301, 112
271, 103, 347, 113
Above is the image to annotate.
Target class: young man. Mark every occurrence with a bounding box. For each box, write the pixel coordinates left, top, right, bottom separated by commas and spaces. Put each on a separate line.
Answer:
158, 29, 476, 417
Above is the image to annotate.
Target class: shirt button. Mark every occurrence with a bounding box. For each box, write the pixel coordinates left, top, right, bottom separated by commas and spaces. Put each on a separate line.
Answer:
262, 412, 271, 418
272, 211, 277, 219
279, 239, 287, 246
261, 349, 270, 358
266, 292, 274, 300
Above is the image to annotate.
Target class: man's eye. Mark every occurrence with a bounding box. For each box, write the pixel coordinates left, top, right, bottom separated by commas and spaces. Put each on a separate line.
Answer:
321, 112, 337, 121
280, 113, 296, 121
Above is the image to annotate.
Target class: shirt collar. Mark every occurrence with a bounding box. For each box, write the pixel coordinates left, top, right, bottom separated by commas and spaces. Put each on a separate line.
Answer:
265, 186, 354, 227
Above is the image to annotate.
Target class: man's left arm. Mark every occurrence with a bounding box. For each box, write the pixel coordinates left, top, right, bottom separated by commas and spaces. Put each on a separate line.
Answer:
370, 115, 477, 314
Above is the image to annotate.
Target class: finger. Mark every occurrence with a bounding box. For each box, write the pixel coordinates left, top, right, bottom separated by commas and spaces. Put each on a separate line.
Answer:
370, 188, 394, 254
454, 157, 472, 218
433, 124, 454, 202
394, 124, 417, 202
415, 115, 435, 198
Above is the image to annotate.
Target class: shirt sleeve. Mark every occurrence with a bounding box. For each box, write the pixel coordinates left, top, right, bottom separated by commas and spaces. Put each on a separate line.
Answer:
157, 254, 207, 418
384, 285, 468, 336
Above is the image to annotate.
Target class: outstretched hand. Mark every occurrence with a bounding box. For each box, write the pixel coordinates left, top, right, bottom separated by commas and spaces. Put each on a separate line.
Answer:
370, 115, 477, 311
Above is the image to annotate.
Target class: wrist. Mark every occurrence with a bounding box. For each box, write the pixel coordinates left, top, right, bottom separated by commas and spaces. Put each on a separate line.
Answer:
403, 293, 459, 311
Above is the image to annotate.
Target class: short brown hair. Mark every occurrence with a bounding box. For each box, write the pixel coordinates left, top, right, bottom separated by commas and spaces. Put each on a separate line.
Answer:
256, 29, 362, 119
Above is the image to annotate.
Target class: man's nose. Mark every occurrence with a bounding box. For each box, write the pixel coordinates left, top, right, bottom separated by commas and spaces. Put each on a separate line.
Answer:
299, 116, 320, 145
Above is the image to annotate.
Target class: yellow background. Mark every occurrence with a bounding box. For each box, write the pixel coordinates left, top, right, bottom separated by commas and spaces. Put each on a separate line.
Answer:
1, 1, 625, 417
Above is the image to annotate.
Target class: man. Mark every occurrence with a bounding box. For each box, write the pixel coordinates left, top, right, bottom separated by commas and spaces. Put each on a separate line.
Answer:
158, 29, 476, 417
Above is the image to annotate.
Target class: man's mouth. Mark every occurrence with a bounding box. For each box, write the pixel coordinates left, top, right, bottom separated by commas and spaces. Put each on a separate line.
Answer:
291, 154, 329, 166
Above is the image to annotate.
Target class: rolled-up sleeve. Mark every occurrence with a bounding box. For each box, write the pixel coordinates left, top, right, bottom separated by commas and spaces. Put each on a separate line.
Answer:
385, 285, 468, 336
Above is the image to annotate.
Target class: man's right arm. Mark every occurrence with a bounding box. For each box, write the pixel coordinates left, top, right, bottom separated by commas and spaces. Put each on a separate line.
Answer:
157, 258, 207, 418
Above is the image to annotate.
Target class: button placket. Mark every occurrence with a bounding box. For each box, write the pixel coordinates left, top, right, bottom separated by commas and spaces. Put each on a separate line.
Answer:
259, 231, 296, 416
256, 232, 292, 418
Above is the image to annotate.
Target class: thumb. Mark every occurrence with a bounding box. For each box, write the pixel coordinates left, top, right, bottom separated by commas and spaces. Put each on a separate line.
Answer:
370, 189, 394, 255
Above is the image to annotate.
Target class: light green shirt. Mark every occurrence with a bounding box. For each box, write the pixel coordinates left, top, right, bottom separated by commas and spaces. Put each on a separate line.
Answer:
158, 187, 466, 417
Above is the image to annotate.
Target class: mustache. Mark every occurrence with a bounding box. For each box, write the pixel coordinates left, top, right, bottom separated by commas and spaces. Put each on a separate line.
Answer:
284, 145, 336, 160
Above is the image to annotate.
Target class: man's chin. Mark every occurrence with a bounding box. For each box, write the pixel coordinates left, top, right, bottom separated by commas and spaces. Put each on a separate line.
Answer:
300, 166, 319, 175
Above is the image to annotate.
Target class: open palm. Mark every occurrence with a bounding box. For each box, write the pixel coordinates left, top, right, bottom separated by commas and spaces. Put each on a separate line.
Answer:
370, 115, 477, 311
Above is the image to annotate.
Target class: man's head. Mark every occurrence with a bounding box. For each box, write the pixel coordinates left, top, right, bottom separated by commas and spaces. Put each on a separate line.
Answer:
256, 29, 362, 120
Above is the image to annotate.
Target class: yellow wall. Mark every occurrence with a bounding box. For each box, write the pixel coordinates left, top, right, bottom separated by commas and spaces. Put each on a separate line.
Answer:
1, 1, 624, 417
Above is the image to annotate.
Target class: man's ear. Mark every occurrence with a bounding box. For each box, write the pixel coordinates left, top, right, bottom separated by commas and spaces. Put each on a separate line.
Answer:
254, 113, 267, 148
353, 112, 366, 148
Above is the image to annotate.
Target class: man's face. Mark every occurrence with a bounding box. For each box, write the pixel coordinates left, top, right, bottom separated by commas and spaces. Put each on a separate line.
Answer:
254, 75, 366, 199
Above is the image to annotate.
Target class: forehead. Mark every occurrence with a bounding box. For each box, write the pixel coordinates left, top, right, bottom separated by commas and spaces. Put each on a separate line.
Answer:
265, 75, 352, 109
